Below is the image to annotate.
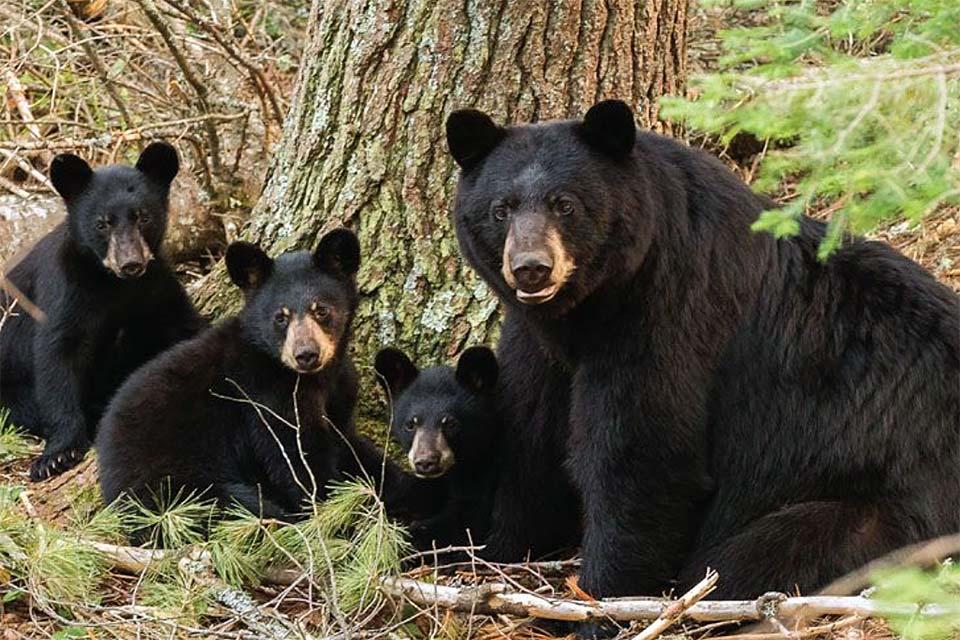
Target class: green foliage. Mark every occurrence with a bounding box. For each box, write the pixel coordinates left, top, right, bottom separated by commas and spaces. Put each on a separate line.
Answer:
663, 0, 960, 256
123, 487, 217, 548
874, 561, 960, 640
0, 409, 35, 463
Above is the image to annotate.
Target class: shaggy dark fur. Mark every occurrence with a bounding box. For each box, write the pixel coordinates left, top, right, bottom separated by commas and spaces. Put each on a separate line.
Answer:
375, 346, 501, 550
0, 143, 203, 481
445, 100, 960, 612
96, 230, 363, 520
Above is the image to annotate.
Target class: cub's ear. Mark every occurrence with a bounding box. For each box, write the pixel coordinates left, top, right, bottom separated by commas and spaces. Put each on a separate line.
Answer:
226, 241, 274, 291
455, 346, 498, 393
446, 109, 507, 172
374, 348, 419, 397
580, 100, 636, 159
50, 154, 93, 202
136, 141, 179, 187
314, 228, 360, 277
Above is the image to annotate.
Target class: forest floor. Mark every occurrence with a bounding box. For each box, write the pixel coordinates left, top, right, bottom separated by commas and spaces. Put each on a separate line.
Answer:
2, 1, 958, 639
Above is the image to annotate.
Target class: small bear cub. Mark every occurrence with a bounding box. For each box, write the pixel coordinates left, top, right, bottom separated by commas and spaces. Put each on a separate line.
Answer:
97, 229, 361, 524
0, 142, 202, 481
374, 346, 501, 549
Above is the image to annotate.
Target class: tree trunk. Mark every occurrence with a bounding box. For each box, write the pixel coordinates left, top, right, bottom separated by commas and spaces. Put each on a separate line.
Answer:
194, 0, 688, 415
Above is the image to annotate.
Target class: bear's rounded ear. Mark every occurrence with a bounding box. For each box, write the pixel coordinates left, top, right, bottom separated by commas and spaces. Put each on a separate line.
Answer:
580, 100, 636, 159
455, 346, 498, 393
374, 347, 419, 397
136, 141, 179, 187
226, 241, 274, 291
50, 154, 93, 202
314, 228, 360, 278
446, 109, 507, 172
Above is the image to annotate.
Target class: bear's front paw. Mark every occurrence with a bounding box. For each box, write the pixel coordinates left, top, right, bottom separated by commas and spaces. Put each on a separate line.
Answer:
29, 445, 88, 481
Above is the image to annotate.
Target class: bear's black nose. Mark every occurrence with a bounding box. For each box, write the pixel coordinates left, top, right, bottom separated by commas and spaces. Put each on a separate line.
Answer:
512, 252, 553, 293
120, 261, 146, 278
414, 452, 441, 476
295, 349, 320, 369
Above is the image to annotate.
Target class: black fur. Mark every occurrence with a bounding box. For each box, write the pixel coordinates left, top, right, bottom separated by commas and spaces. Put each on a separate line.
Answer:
96, 231, 362, 522
0, 143, 203, 481
375, 346, 501, 550
446, 100, 960, 611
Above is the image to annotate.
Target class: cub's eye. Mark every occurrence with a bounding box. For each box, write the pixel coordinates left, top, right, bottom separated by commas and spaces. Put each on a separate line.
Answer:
314, 305, 331, 320
138, 213, 151, 226
491, 203, 509, 222
95, 219, 110, 231
440, 415, 458, 430
274, 311, 289, 326
404, 416, 419, 432
556, 197, 576, 217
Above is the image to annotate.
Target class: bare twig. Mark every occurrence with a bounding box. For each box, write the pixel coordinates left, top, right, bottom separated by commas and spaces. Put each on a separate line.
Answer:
135, 0, 223, 175
820, 533, 960, 596
0, 271, 47, 322
57, 0, 135, 130
631, 569, 718, 640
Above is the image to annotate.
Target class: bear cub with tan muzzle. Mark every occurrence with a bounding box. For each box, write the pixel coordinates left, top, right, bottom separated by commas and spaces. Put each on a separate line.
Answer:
375, 346, 502, 550
96, 229, 363, 531
0, 142, 203, 481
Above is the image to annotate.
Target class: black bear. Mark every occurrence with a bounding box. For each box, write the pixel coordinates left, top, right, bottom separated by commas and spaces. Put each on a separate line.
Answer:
97, 230, 362, 520
0, 143, 203, 480
445, 100, 960, 611
374, 346, 501, 550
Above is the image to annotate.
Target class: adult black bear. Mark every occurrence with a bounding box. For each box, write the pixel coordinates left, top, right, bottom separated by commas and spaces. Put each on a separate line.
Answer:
0, 143, 203, 480
374, 346, 501, 550
97, 230, 362, 520
445, 101, 960, 609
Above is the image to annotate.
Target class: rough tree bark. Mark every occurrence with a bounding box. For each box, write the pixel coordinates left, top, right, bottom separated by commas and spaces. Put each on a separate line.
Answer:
194, 0, 688, 415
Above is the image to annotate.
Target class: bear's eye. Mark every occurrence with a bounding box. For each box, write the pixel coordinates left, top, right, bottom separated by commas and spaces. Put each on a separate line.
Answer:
491, 203, 509, 222
440, 415, 458, 430
138, 213, 151, 226
95, 218, 110, 232
556, 198, 576, 217
314, 305, 331, 320
274, 311, 289, 326
404, 416, 419, 432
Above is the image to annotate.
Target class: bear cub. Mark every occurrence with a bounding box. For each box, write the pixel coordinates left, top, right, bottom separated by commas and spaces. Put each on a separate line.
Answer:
0, 142, 202, 480
97, 229, 361, 524
375, 346, 501, 550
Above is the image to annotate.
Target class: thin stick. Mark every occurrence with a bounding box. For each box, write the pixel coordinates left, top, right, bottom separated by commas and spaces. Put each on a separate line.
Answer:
57, 0, 134, 130
0, 271, 46, 322
631, 569, 718, 640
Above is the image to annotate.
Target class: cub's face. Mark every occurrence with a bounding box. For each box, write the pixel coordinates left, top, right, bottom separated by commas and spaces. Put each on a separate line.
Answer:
226, 229, 360, 375
50, 142, 179, 280
375, 346, 498, 478
446, 101, 646, 315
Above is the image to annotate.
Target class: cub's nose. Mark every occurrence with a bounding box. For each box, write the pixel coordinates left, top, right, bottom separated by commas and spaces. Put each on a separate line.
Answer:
511, 252, 553, 293
295, 349, 320, 370
414, 453, 441, 477
120, 261, 146, 278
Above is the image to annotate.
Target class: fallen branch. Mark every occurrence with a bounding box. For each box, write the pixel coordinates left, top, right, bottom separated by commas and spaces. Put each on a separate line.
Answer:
380, 576, 960, 623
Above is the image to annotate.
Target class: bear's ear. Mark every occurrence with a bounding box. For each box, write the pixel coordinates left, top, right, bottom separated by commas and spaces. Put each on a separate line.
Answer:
314, 228, 360, 278
50, 154, 93, 202
580, 100, 636, 159
374, 348, 419, 397
455, 346, 498, 393
446, 109, 507, 172
226, 241, 274, 291
135, 141, 179, 187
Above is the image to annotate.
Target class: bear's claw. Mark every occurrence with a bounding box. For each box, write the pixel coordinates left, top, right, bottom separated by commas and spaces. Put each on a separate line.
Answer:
29, 447, 87, 482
